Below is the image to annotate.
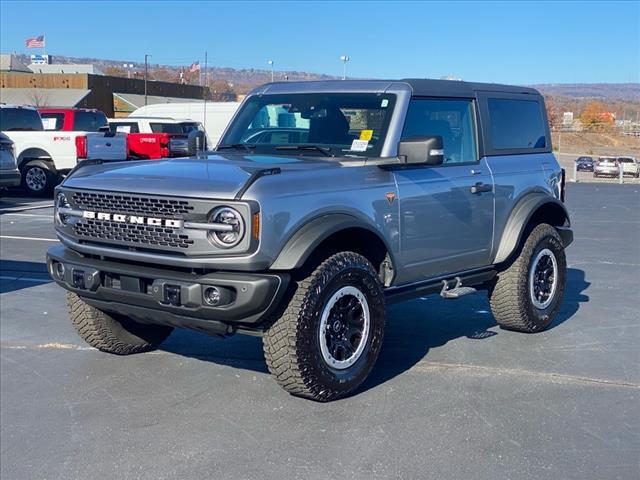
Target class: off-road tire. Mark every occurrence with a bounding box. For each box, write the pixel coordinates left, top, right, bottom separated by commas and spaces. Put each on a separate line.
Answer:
263, 252, 385, 402
67, 292, 173, 354
489, 223, 566, 333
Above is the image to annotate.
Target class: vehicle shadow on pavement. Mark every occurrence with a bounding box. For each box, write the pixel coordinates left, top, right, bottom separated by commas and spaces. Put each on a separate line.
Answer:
160, 329, 269, 373
159, 268, 589, 393
0, 189, 48, 205
0, 259, 52, 294
358, 268, 590, 395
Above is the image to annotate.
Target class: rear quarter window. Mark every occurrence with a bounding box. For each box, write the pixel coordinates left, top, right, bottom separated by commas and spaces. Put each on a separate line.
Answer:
109, 122, 139, 133
150, 123, 183, 134
487, 98, 547, 151
73, 111, 108, 132
0, 108, 44, 131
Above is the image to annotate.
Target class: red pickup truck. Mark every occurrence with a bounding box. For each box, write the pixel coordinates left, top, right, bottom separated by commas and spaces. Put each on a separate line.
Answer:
108, 117, 202, 159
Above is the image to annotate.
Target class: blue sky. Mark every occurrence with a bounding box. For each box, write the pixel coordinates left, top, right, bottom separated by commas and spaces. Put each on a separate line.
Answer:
1, 0, 638, 84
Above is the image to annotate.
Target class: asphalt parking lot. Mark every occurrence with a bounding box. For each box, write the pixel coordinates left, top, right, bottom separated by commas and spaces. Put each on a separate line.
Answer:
1, 184, 638, 480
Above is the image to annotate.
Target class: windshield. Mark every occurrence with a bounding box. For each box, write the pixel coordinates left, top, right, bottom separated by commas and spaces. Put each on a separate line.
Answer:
220, 93, 397, 157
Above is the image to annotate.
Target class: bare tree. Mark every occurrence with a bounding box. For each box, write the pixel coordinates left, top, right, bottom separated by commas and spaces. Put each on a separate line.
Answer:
27, 89, 51, 107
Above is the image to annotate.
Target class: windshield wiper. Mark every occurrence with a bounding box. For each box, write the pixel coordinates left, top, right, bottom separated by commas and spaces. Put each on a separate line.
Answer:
275, 145, 333, 157
216, 143, 256, 152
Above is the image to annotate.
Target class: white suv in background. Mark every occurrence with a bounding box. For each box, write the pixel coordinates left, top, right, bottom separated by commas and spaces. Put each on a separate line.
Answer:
617, 156, 639, 178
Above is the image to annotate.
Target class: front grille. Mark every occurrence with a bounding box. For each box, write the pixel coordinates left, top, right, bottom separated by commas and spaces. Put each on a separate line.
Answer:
73, 219, 194, 249
72, 191, 194, 218
70, 191, 196, 250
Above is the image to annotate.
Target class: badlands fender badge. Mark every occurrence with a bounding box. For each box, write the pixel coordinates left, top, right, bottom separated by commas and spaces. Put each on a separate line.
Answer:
385, 192, 396, 205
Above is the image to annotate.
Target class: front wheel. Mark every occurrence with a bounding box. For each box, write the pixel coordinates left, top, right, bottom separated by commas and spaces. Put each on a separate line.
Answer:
263, 252, 386, 402
489, 224, 566, 333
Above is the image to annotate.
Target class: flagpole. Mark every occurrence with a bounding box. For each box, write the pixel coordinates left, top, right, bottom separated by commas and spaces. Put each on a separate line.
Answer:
203, 51, 208, 134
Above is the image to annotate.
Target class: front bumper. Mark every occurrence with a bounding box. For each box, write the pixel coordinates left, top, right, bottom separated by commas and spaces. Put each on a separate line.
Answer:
594, 168, 619, 176
47, 245, 290, 336
0, 169, 21, 187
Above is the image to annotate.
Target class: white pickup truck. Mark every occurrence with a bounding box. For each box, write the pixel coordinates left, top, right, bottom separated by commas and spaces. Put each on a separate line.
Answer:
0, 105, 89, 195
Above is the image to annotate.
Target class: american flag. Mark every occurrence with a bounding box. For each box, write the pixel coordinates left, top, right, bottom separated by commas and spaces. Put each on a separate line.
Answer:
189, 61, 200, 73
25, 35, 45, 48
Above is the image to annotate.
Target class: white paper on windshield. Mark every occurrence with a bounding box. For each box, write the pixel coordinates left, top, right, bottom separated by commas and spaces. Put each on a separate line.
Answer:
381, 99, 389, 108
41, 118, 57, 130
350, 139, 369, 152
116, 125, 131, 133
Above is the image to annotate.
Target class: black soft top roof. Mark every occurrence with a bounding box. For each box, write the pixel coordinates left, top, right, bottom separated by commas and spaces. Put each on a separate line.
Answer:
252, 79, 542, 98
401, 78, 541, 97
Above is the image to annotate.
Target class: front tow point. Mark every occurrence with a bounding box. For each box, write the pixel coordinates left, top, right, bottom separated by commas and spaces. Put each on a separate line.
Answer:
164, 285, 182, 306
72, 270, 85, 289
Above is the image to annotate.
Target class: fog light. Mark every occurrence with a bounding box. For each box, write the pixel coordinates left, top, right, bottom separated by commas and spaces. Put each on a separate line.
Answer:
55, 262, 65, 278
203, 286, 221, 306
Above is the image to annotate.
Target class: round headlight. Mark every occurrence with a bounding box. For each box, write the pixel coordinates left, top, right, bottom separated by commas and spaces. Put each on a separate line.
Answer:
55, 192, 71, 225
208, 207, 245, 248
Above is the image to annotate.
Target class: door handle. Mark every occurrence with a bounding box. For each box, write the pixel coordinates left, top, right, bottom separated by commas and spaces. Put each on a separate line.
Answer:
470, 182, 492, 194
470, 169, 482, 175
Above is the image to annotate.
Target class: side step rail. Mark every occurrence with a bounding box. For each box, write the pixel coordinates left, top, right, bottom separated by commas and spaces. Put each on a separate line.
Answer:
440, 277, 477, 299
384, 268, 496, 305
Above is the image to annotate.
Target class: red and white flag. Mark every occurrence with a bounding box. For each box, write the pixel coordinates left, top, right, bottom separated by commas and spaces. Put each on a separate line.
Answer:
189, 61, 200, 73
25, 35, 45, 49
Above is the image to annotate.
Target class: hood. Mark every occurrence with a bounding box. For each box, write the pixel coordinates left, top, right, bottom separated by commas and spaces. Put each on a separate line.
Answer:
62, 153, 339, 199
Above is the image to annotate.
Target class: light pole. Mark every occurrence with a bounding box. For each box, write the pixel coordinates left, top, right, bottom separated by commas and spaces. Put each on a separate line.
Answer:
340, 55, 349, 80
267, 60, 274, 82
144, 54, 150, 106
123, 63, 134, 79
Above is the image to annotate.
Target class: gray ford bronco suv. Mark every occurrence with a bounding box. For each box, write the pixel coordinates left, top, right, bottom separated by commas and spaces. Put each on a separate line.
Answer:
47, 79, 572, 401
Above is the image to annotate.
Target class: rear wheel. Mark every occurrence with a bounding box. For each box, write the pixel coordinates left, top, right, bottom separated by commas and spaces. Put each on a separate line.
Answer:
263, 252, 385, 402
67, 292, 173, 354
489, 224, 566, 333
21, 161, 58, 196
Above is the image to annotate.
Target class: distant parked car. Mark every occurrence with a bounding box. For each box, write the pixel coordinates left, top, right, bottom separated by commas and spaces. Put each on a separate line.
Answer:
617, 156, 639, 178
108, 117, 208, 159
0, 132, 20, 187
575, 156, 594, 172
594, 157, 619, 178
130, 102, 240, 146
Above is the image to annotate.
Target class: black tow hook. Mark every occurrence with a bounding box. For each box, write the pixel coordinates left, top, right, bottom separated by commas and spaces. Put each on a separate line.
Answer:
72, 270, 86, 289
164, 285, 182, 306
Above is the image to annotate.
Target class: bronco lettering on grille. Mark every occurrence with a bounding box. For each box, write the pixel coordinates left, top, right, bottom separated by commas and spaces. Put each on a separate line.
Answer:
81, 211, 183, 228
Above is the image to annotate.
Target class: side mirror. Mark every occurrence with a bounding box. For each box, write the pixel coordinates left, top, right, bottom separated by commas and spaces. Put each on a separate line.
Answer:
397, 136, 444, 165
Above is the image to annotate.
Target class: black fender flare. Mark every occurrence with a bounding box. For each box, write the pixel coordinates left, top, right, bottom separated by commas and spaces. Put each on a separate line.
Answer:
18, 148, 54, 170
493, 193, 570, 265
270, 213, 392, 271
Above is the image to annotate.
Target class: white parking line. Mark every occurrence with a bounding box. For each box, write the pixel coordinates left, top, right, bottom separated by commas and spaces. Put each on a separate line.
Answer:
0, 213, 52, 218
0, 235, 58, 242
0, 204, 53, 213
0, 275, 51, 283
